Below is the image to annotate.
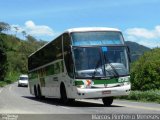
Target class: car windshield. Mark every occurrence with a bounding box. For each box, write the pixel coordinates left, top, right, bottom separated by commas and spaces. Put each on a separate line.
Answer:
73, 47, 129, 78
20, 77, 28, 80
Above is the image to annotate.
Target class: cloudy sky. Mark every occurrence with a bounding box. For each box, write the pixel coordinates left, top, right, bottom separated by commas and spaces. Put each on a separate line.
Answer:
1, 0, 160, 48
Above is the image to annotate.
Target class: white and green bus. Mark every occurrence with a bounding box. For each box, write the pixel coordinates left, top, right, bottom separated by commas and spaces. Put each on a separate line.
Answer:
28, 27, 131, 106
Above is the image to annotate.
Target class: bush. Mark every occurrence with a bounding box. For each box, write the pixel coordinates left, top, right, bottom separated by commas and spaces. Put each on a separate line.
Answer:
0, 71, 19, 87
118, 90, 160, 103
130, 48, 160, 91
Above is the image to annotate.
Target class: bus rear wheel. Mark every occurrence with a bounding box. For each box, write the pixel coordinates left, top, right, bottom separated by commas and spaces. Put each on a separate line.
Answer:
34, 86, 38, 98
102, 97, 113, 106
37, 85, 44, 99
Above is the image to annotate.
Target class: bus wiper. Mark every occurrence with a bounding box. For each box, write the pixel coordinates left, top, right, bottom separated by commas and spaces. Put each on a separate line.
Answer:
92, 58, 101, 79
103, 54, 119, 78
92, 57, 118, 79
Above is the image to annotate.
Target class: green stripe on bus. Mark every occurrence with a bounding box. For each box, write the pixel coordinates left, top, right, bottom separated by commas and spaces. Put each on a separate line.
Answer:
75, 81, 84, 85
74, 78, 122, 86
93, 78, 119, 85
75, 78, 126, 86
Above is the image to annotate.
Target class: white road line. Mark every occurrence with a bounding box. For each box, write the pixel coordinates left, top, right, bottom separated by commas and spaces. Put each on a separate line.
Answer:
78, 99, 160, 111
77, 99, 102, 104
60, 106, 71, 110
114, 103, 160, 111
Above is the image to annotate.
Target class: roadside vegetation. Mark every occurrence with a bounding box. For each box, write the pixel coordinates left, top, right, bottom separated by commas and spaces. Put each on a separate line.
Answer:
0, 22, 46, 86
131, 48, 160, 91
118, 48, 160, 103
118, 90, 160, 104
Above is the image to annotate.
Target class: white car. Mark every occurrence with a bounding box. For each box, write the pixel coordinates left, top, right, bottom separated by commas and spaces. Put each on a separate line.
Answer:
18, 75, 28, 87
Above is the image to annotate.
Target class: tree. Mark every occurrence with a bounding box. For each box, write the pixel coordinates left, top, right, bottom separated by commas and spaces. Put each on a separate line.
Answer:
0, 22, 10, 33
22, 30, 27, 39
0, 39, 7, 81
131, 48, 160, 91
26, 35, 37, 43
13, 26, 19, 37
0, 32, 46, 80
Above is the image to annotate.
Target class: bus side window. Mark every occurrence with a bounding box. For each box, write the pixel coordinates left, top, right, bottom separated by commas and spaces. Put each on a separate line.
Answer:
63, 33, 74, 78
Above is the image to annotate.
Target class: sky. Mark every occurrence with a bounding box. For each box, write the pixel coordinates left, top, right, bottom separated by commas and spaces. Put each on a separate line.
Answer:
0, 0, 160, 48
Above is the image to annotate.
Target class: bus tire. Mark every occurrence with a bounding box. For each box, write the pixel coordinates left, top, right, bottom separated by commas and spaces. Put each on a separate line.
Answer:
34, 86, 38, 98
60, 83, 69, 104
37, 85, 43, 99
102, 97, 113, 106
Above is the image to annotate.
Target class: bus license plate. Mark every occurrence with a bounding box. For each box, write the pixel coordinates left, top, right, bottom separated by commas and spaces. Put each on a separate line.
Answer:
102, 91, 111, 94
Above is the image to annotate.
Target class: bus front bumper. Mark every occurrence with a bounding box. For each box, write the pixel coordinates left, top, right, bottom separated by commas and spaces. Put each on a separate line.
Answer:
72, 84, 131, 99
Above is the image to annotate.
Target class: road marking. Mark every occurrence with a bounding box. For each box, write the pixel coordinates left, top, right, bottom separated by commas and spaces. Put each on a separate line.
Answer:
114, 103, 160, 111
78, 99, 160, 111
0, 88, 3, 93
77, 99, 102, 104
60, 106, 71, 110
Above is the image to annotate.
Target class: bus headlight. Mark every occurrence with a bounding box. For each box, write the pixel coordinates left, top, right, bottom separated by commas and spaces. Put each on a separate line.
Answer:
124, 82, 130, 86
85, 79, 93, 88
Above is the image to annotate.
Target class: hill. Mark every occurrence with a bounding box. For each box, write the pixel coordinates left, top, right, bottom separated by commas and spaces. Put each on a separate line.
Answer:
125, 41, 151, 62
0, 33, 46, 84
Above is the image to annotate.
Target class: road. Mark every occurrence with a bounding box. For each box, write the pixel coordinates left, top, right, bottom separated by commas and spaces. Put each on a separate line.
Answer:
0, 83, 160, 120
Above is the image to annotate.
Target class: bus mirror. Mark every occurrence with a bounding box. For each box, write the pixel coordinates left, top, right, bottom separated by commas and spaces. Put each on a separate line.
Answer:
127, 46, 131, 63
67, 46, 72, 52
127, 46, 130, 53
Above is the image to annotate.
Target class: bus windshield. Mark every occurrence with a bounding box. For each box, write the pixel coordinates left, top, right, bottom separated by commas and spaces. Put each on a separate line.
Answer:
73, 47, 104, 78
73, 46, 129, 79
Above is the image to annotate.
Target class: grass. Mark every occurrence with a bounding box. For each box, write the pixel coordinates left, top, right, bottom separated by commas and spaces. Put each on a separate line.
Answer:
117, 90, 160, 104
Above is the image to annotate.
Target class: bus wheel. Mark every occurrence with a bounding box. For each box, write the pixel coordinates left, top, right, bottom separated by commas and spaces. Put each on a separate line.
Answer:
34, 86, 38, 98
37, 85, 43, 99
102, 97, 113, 106
60, 84, 68, 104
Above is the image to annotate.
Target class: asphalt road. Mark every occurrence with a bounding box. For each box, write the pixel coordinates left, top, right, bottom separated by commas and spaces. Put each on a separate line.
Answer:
0, 83, 160, 120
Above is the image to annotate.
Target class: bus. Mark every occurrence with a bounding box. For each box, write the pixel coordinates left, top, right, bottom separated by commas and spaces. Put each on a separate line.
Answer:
28, 27, 131, 106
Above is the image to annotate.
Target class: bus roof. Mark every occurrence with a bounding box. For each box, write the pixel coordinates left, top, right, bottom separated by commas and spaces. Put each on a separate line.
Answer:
66, 27, 121, 33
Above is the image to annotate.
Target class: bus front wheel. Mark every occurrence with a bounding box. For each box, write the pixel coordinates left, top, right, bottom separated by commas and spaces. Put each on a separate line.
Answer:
60, 84, 68, 104
102, 97, 113, 106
